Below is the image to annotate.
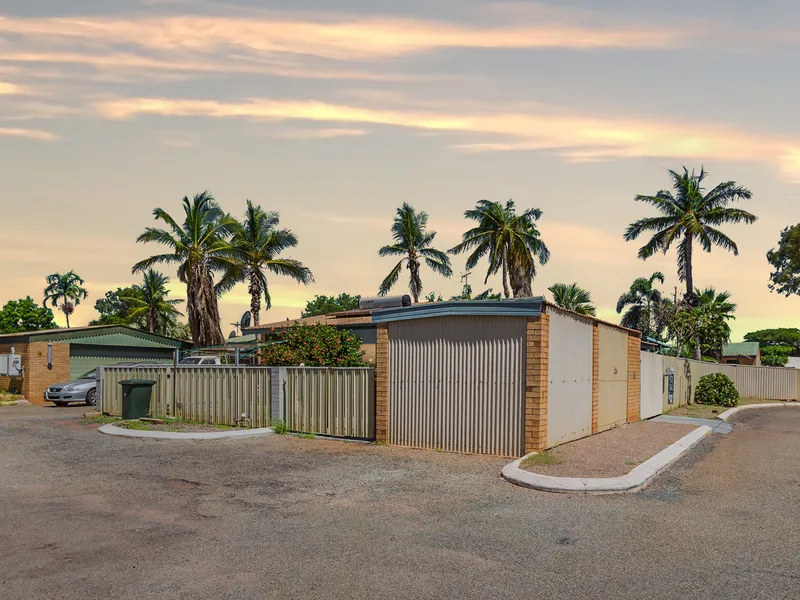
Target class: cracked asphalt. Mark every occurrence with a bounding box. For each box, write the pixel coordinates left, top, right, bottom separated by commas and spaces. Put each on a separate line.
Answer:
1, 404, 799, 599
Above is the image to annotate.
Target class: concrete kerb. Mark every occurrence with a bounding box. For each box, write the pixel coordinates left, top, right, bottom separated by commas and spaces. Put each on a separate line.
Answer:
717, 401, 800, 422
98, 424, 274, 440
501, 425, 714, 494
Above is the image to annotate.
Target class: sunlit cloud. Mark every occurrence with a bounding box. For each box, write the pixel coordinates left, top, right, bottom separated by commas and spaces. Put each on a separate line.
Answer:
277, 127, 368, 139
95, 95, 800, 180
0, 81, 25, 94
0, 126, 58, 141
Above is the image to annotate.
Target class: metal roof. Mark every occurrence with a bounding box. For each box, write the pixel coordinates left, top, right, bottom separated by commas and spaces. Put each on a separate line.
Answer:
0, 325, 185, 348
245, 312, 374, 334
722, 342, 760, 357
371, 298, 545, 323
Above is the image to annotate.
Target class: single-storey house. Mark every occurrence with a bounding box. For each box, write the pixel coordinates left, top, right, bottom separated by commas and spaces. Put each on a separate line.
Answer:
0, 325, 188, 404
721, 342, 761, 366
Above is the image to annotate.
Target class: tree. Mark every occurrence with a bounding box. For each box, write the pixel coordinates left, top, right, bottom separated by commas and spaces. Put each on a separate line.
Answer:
616, 272, 674, 340
625, 167, 756, 304
424, 292, 444, 303
449, 282, 502, 301
302, 294, 361, 317
222, 200, 313, 327
378, 203, 453, 302
744, 328, 800, 354
548, 283, 597, 316
90, 287, 141, 326
259, 323, 367, 367
767, 224, 800, 296
133, 192, 237, 347
121, 269, 183, 335
0, 297, 57, 333
43, 271, 88, 328
450, 200, 549, 299
669, 287, 736, 360
760, 346, 792, 367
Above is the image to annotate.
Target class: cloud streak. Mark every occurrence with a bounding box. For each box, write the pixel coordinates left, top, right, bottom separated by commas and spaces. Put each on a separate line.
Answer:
0, 126, 58, 141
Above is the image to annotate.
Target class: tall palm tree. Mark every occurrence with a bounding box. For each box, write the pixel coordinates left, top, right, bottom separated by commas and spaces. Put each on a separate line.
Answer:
450, 200, 549, 298
133, 192, 237, 347
548, 283, 597, 316
616, 272, 673, 339
120, 269, 183, 335
43, 271, 88, 328
625, 167, 756, 304
221, 200, 313, 327
378, 203, 453, 302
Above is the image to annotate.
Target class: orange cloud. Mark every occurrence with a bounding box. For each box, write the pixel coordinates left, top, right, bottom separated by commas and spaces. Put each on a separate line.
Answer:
276, 127, 368, 139
0, 81, 25, 94
0, 127, 57, 141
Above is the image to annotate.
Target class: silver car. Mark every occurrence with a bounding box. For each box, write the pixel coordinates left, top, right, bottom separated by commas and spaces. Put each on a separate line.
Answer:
45, 362, 145, 407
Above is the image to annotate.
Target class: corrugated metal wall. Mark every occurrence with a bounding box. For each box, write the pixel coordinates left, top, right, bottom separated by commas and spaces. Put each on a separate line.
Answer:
388, 316, 526, 457
597, 325, 629, 431
640, 352, 664, 419
70, 355, 172, 380
286, 368, 375, 438
547, 311, 593, 446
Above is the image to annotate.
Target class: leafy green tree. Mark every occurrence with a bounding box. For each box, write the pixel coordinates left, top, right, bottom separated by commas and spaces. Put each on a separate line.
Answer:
625, 167, 756, 305
221, 200, 313, 327
744, 328, 800, 354
302, 294, 361, 317
424, 292, 444, 303
548, 283, 597, 316
378, 203, 453, 303
90, 287, 141, 326
760, 346, 792, 367
121, 269, 183, 335
449, 282, 502, 301
767, 224, 800, 296
133, 192, 237, 347
0, 297, 57, 333
259, 323, 366, 367
616, 272, 674, 339
669, 287, 736, 359
43, 271, 88, 328
450, 200, 549, 298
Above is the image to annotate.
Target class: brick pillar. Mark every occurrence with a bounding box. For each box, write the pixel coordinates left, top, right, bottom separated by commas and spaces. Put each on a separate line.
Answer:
23, 342, 71, 405
524, 314, 549, 454
375, 324, 389, 443
626, 335, 641, 423
592, 324, 600, 434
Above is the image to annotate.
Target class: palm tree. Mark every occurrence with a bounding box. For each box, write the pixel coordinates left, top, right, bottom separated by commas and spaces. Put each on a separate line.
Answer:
450, 200, 549, 298
221, 200, 313, 327
43, 271, 88, 328
548, 283, 597, 316
133, 192, 238, 347
695, 287, 737, 359
616, 272, 674, 339
120, 269, 183, 335
625, 167, 756, 304
378, 203, 453, 302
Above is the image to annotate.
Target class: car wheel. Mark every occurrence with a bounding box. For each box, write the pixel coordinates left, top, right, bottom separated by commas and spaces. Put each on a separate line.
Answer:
85, 389, 97, 406
53, 401, 68, 407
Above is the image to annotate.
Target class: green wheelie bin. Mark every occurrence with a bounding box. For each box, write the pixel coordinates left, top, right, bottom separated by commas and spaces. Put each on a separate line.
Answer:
120, 380, 156, 420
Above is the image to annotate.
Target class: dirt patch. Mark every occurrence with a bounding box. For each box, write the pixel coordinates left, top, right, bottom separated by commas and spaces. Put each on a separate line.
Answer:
113, 420, 243, 433
666, 397, 772, 420
521, 421, 696, 478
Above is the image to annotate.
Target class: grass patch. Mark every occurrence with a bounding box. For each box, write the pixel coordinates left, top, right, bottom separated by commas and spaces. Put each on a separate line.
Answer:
81, 415, 122, 425
0, 390, 22, 406
522, 450, 564, 467
666, 397, 769, 420
271, 419, 288, 435
299, 432, 317, 440
116, 420, 153, 430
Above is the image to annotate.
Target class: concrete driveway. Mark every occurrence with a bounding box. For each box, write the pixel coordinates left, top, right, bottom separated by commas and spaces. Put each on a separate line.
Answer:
1, 405, 798, 599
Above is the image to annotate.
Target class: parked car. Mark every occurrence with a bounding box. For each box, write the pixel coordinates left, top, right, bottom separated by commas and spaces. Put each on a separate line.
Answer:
45, 362, 143, 407
179, 356, 222, 365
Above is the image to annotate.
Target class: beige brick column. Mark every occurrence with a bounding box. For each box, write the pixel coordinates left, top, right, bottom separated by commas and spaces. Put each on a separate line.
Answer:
375, 324, 389, 443
626, 335, 641, 423
23, 342, 71, 405
592, 324, 600, 434
525, 314, 549, 454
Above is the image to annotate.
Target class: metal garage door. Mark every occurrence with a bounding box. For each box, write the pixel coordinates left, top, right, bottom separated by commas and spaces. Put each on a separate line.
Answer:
69, 347, 173, 379
388, 316, 526, 457
597, 325, 629, 432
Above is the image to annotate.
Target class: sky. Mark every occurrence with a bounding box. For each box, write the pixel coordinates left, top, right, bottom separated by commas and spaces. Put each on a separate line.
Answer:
1, 0, 798, 340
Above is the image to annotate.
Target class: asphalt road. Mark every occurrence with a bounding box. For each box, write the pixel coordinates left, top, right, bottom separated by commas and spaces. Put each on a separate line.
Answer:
1, 405, 799, 600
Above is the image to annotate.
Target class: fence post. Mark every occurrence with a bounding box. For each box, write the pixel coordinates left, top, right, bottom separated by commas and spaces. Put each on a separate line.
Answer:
96, 366, 104, 414
271, 367, 286, 424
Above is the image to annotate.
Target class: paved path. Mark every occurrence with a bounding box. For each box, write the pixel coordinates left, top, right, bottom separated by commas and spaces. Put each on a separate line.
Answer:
1, 405, 799, 599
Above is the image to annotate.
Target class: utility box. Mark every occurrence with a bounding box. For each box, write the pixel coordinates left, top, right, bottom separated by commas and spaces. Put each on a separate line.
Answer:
0, 351, 22, 377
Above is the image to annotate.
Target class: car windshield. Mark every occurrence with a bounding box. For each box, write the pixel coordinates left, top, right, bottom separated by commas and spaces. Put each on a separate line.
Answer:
180, 357, 204, 364
79, 369, 98, 379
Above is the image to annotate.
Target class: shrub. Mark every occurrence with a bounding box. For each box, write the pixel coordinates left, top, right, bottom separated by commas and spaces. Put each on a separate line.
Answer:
271, 419, 288, 434
259, 323, 367, 367
694, 373, 739, 407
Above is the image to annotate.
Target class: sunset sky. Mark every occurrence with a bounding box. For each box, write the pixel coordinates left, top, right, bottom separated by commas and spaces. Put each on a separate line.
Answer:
1, 0, 798, 340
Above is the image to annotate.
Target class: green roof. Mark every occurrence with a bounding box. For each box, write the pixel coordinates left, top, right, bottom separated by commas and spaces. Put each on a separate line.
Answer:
722, 342, 759, 357
0, 325, 185, 348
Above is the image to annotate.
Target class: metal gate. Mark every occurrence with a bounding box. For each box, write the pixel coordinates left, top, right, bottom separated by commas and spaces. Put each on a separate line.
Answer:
388, 316, 526, 457
597, 325, 629, 431
640, 351, 664, 419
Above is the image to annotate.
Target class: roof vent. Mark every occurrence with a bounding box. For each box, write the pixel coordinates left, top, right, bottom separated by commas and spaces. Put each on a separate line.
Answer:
359, 295, 412, 310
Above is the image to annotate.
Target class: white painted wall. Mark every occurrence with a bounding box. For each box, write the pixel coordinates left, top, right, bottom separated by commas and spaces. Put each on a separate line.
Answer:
640, 351, 664, 419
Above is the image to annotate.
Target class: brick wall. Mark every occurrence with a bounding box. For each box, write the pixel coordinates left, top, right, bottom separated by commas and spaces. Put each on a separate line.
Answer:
524, 314, 549, 453
592, 325, 599, 434
0, 343, 27, 394
21, 342, 71, 405
626, 335, 641, 423
375, 325, 389, 443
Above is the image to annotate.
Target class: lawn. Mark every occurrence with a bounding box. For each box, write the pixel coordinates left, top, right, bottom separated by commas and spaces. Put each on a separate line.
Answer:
665, 397, 772, 420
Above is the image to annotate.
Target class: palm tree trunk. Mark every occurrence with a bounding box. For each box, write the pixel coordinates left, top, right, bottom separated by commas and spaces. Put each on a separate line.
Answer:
249, 273, 262, 327
685, 232, 694, 300
64, 307, 70, 328
410, 261, 421, 303
501, 254, 511, 299
187, 262, 225, 347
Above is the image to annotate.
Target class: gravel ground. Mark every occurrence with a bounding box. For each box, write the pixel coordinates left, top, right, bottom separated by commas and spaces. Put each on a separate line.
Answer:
1, 404, 799, 600
522, 421, 696, 477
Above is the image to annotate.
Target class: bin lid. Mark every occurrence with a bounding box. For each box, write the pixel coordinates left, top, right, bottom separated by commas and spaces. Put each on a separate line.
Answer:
119, 379, 157, 386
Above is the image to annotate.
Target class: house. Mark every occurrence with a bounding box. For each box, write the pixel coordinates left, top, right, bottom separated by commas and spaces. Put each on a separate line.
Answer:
787, 357, 800, 369
244, 310, 377, 364
721, 342, 761, 366
0, 325, 188, 404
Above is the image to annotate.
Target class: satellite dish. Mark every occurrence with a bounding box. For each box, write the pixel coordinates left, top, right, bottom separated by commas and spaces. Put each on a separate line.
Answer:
228, 330, 237, 339
240, 311, 252, 329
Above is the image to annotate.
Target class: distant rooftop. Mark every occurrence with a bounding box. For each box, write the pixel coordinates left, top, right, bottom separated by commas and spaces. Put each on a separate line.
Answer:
722, 342, 760, 357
